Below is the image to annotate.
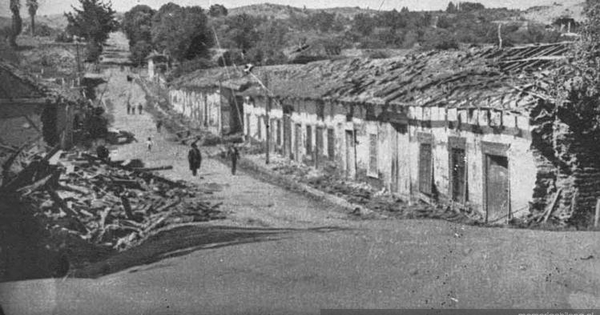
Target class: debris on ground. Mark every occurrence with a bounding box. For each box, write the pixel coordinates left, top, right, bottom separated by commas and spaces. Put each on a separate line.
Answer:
0, 145, 225, 271
262, 152, 481, 224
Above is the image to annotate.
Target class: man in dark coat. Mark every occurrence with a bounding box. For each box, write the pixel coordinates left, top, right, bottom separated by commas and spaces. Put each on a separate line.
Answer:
228, 145, 240, 175
188, 143, 202, 176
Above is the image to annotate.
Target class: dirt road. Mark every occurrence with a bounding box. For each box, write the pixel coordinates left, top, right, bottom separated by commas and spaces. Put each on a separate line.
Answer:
2, 50, 600, 314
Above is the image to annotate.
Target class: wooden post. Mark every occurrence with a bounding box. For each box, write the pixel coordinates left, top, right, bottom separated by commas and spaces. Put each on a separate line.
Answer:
595, 199, 600, 228
264, 72, 271, 165
219, 80, 223, 136
497, 23, 503, 49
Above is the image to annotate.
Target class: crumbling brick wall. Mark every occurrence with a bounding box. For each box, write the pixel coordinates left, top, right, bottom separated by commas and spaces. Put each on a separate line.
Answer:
530, 101, 600, 227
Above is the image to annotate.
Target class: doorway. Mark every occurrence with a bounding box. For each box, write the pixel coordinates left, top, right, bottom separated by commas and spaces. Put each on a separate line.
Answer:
485, 154, 510, 223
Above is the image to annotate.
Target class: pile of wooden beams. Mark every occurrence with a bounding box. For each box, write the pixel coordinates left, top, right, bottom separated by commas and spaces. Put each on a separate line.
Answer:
1, 146, 224, 267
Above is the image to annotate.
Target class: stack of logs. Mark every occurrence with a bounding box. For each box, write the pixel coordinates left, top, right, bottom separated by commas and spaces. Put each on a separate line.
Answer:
1, 145, 224, 266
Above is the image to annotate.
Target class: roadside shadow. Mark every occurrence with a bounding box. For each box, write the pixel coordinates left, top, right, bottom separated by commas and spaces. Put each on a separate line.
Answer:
73, 225, 350, 279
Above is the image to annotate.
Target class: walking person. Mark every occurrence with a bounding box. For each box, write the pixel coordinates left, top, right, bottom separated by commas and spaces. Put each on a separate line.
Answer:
126, 102, 131, 115
228, 144, 240, 175
156, 120, 162, 133
188, 143, 202, 176
138, 103, 143, 115
146, 137, 153, 151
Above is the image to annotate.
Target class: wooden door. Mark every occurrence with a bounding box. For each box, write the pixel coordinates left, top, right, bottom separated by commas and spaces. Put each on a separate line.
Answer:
294, 124, 302, 161
451, 148, 467, 203
345, 130, 356, 179
419, 143, 433, 195
390, 126, 399, 193
283, 115, 291, 158
486, 155, 510, 223
316, 127, 324, 168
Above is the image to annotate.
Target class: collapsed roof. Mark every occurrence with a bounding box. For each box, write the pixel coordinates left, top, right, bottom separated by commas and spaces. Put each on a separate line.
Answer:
0, 60, 84, 105
171, 42, 571, 113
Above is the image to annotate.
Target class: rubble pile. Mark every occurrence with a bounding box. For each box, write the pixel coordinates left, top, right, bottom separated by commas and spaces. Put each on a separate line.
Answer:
1, 145, 225, 269
269, 158, 480, 223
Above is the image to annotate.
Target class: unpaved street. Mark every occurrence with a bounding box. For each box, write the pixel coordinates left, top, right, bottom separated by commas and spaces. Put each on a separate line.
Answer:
2, 63, 600, 314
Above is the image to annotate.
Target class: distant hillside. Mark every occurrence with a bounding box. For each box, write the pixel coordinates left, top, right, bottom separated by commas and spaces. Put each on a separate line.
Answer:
229, 3, 304, 19
229, 3, 375, 19
37, 14, 69, 30
522, 0, 585, 24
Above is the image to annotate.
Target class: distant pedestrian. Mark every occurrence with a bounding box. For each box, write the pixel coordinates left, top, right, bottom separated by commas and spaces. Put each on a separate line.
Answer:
228, 144, 240, 175
138, 103, 143, 114
156, 120, 162, 132
188, 143, 202, 176
126, 102, 131, 115
146, 137, 153, 151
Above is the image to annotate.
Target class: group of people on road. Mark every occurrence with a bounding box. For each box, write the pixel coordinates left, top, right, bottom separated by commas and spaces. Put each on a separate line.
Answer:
187, 141, 240, 177
126, 102, 143, 115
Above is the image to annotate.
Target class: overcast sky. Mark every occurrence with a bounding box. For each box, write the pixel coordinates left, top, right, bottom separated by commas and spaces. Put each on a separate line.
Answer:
0, 0, 568, 16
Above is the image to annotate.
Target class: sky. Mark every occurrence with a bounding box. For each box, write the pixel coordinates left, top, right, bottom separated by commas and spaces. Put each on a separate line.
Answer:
0, 0, 572, 17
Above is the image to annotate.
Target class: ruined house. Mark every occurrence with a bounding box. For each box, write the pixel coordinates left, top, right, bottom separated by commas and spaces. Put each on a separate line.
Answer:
168, 68, 245, 136
0, 60, 80, 152
167, 42, 596, 226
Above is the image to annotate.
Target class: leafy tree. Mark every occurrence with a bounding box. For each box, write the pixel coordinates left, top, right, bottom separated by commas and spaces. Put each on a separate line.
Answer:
122, 5, 155, 64
26, 0, 39, 36
447, 2, 457, 13
458, 2, 485, 12
420, 28, 459, 50
151, 4, 214, 61
352, 13, 375, 36
209, 4, 228, 17
311, 11, 336, 33
122, 5, 155, 45
224, 13, 261, 51
130, 40, 153, 65
65, 0, 118, 61
8, 0, 22, 48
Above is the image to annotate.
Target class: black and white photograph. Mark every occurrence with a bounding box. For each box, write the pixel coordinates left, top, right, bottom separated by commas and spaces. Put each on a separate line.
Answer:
0, 0, 599, 314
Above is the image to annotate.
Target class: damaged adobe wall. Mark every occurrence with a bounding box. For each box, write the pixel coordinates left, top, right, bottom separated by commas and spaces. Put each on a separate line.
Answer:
530, 100, 600, 227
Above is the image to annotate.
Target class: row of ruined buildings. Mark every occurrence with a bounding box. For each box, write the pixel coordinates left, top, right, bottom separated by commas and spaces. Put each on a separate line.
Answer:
166, 41, 597, 227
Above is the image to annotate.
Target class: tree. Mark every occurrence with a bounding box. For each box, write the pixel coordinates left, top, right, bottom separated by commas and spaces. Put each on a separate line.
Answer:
209, 4, 228, 17
420, 28, 458, 50
311, 11, 335, 33
26, 0, 39, 36
446, 2, 457, 13
458, 2, 485, 12
65, 0, 118, 61
352, 13, 375, 36
122, 5, 155, 64
8, 0, 22, 48
223, 13, 261, 51
151, 4, 214, 61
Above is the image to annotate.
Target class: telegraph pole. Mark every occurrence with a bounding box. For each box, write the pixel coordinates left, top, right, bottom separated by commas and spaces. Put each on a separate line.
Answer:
264, 72, 271, 164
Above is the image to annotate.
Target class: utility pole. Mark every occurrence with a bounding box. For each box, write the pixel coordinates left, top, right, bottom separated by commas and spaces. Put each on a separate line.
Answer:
264, 72, 271, 164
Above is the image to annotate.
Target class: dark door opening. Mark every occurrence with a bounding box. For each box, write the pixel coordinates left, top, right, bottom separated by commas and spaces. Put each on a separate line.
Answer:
451, 148, 467, 203
486, 154, 510, 223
